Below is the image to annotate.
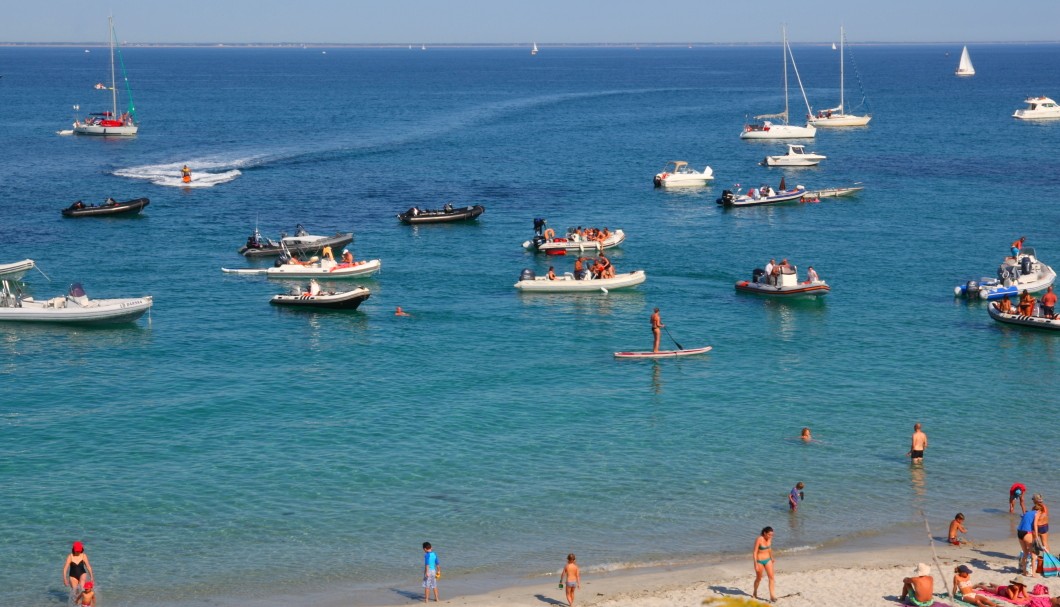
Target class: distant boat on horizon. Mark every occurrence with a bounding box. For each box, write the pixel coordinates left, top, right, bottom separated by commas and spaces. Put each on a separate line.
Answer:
956, 45, 975, 76
531, 42, 538, 55
421, 43, 426, 51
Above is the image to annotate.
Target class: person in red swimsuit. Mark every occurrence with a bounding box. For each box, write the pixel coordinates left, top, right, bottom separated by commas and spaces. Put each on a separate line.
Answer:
1011, 483, 1028, 514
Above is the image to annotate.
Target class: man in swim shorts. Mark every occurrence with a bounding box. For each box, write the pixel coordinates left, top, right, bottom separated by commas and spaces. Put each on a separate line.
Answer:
908, 423, 927, 464
902, 563, 934, 607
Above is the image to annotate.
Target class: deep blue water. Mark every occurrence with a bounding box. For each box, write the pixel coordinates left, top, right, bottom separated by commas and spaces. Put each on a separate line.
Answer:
3, 43, 1060, 606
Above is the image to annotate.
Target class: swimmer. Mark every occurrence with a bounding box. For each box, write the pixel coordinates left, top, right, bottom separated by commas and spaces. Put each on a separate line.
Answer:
395, 307, 410, 317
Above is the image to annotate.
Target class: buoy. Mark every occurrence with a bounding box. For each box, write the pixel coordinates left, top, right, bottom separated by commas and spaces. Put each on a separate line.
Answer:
600, 287, 608, 294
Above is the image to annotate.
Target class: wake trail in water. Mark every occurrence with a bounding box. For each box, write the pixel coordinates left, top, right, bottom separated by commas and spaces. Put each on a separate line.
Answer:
113, 88, 686, 185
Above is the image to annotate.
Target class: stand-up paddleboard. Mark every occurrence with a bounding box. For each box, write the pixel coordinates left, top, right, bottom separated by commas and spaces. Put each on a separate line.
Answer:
614, 346, 712, 359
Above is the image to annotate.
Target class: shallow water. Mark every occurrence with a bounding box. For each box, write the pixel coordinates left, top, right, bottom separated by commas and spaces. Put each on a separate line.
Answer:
2, 43, 1060, 605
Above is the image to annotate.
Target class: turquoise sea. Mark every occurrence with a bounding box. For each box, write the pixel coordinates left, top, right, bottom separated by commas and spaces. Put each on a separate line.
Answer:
3, 42, 1060, 606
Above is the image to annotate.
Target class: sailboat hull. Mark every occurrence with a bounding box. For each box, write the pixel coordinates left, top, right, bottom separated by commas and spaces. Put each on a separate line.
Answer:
73, 123, 138, 136
808, 114, 871, 127
740, 124, 816, 139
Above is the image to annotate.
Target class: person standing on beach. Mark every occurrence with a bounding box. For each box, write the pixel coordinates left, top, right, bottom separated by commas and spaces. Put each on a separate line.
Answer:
1017, 508, 1038, 576
62, 541, 94, 594
752, 526, 776, 602
560, 553, 580, 606
422, 542, 440, 603
908, 423, 927, 464
1033, 494, 1050, 552
789, 482, 805, 512
650, 308, 664, 353
1011, 483, 1028, 514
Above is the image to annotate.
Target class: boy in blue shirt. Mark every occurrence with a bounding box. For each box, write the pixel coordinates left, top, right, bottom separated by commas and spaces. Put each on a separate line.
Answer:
423, 541, 441, 602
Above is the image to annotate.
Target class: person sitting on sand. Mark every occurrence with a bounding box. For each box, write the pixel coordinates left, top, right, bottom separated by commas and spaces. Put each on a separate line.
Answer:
995, 296, 1015, 315
949, 513, 968, 545
976, 576, 1029, 601
902, 563, 934, 607
953, 565, 1001, 607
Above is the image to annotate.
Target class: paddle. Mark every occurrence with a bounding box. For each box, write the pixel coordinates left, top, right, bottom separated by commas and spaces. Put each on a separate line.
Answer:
663, 326, 683, 350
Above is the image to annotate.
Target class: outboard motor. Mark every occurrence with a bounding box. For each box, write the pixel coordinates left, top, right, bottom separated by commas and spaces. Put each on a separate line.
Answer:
295, 224, 308, 237
531, 235, 546, 249
965, 280, 979, 299
275, 255, 290, 267
533, 218, 546, 235
1021, 256, 1032, 275
519, 268, 535, 282
752, 268, 766, 284
653, 175, 663, 188
716, 190, 734, 206
406, 207, 419, 217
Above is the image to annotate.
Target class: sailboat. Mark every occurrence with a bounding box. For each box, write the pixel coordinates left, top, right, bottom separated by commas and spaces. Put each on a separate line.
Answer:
72, 16, 137, 136
740, 26, 816, 139
531, 42, 538, 56
955, 45, 975, 76
809, 27, 872, 127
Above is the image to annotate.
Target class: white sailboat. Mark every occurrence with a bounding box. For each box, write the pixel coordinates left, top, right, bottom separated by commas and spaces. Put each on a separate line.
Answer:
740, 26, 816, 139
955, 45, 975, 76
809, 27, 872, 127
531, 42, 538, 56
72, 16, 137, 136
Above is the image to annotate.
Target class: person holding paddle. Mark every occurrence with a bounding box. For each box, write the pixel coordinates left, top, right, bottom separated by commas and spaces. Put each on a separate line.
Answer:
651, 308, 664, 353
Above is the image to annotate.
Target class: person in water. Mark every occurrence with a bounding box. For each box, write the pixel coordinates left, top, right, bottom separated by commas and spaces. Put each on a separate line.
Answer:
75, 580, 96, 607
908, 423, 927, 464
395, 307, 410, 317
753, 526, 777, 602
1010, 483, 1028, 514
789, 482, 805, 511
650, 308, 663, 353
800, 427, 812, 442
63, 541, 94, 593
901, 562, 934, 607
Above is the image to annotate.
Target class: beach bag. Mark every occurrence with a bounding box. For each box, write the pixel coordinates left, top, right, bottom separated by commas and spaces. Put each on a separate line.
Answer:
1041, 550, 1060, 577
1032, 583, 1050, 595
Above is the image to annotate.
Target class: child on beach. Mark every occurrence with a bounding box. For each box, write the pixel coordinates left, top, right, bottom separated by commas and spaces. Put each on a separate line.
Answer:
560, 553, 580, 606
422, 542, 440, 603
789, 482, 805, 511
75, 580, 96, 606
949, 513, 969, 545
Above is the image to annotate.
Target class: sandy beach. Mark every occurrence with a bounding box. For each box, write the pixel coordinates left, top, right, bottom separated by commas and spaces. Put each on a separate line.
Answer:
367, 526, 1055, 607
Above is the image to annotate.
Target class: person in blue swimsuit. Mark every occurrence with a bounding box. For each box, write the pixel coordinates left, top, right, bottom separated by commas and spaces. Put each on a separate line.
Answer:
789, 482, 805, 512
753, 526, 776, 602
422, 541, 441, 603
1017, 508, 1039, 575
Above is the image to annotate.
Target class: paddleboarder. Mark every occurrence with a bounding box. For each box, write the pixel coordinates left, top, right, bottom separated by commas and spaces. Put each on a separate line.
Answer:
651, 308, 664, 353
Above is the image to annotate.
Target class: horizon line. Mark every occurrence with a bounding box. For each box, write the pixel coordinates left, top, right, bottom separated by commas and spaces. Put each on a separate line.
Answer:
2, 40, 1060, 48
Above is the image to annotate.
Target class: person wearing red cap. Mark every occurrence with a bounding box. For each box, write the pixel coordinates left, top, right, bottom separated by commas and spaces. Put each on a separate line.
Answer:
63, 541, 94, 594
75, 580, 96, 606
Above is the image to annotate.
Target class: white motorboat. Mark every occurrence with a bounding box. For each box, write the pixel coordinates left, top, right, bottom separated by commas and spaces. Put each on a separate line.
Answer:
1013, 96, 1060, 120
514, 269, 646, 292
955, 45, 975, 77
523, 228, 625, 254
223, 258, 382, 279
0, 280, 152, 324
72, 17, 138, 136
734, 263, 829, 298
653, 161, 714, 187
0, 259, 35, 281
988, 300, 1060, 331
238, 224, 354, 258
716, 184, 807, 208
763, 144, 826, 167
809, 27, 872, 127
270, 282, 371, 310
740, 26, 816, 140
954, 248, 1056, 300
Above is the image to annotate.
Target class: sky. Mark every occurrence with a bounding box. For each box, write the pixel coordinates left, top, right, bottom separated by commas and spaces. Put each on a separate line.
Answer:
2, 0, 1059, 45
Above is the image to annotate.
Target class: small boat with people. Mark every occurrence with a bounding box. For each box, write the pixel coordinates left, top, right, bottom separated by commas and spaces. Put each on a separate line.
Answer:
270, 280, 371, 310
62, 197, 149, 217
1013, 96, 1060, 120
716, 179, 807, 208
223, 248, 382, 279
988, 296, 1060, 331
653, 161, 714, 187
735, 260, 829, 298
514, 258, 646, 292
954, 247, 1055, 300
238, 224, 354, 258
762, 144, 826, 167
523, 221, 625, 254
0, 280, 152, 324
0, 259, 35, 281
397, 203, 485, 224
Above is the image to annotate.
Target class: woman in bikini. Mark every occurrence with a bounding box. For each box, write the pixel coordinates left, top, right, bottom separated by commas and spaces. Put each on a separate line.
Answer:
975, 576, 1029, 601
63, 541, 94, 593
1034, 494, 1050, 553
952, 565, 1001, 607
753, 526, 776, 602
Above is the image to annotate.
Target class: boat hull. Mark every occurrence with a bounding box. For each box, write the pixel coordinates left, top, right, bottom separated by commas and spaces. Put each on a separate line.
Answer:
0, 296, 152, 324
524, 230, 626, 254
735, 280, 830, 298
0, 259, 35, 281
764, 156, 824, 167
271, 287, 371, 310
398, 205, 485, 224
988, 304, 1060, 331
717, 188, 807, 208
62, 198, 149, 217
223, 259, 382, 279
740, 124, 816, 139
239, 233, 354, 258
808, 114, 871, 127
514, 270, 646, 292
72, 123, 138, 136
614, 346, 713, 359
806, 186, 863, 198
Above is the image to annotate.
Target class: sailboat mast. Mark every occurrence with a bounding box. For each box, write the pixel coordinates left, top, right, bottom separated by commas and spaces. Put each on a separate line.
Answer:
782, 26, 789, 124
109, 16, 118, 118
839, 26, 845, 112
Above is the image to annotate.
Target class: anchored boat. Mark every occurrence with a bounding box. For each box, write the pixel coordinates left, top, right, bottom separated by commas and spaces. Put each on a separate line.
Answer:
62, 197, 149, 217
270, 281, 371, 310
0, 280, 152, 324
514, 269, 646, 293
397, 204, 484, 224
954, 248, 1055, 300
735, 263, 829, 298
71, 17, 138, 136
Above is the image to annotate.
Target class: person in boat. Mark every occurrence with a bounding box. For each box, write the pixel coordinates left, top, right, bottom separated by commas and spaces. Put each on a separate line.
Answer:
71, 201, 85, 210
181, 165, 192, 182
749, 187, 761, 200
547, 266, 556, 280
764, 259, 776, 286
995, 296, 1015, 315
105, 197, 117, 205
1041, 286, 1057, 319
597, 254, 613, 279
443, 202, 454, 213
805, 266, 820, 283
591, 257, 605, 279
901, 563, 934, 607
284, 254, 308, 266
1011, 236, 1026, 259
651, 308, 664, 353
573, 257, 588, 280
341, 249, 354, 265
533, 218, 546, 236
1018, 290, 1036, 316
321, 246, 334, 262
